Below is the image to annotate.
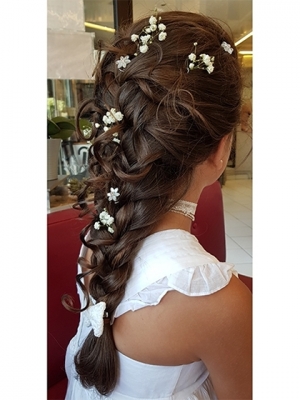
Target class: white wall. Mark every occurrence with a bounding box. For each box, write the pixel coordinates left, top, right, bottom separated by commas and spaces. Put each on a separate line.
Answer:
47, 0, 95, 79
235, 66, 252, 178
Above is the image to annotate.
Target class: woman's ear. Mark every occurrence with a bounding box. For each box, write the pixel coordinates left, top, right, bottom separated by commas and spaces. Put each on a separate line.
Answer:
209, 133, 233, 171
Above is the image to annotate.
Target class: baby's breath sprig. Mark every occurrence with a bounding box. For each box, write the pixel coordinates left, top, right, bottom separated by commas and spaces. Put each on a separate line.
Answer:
115, 14, 167, 71
187, 42, 215, 74
94, 209, 115, 234
131, 15, 167, 56
101, 108, 124, 144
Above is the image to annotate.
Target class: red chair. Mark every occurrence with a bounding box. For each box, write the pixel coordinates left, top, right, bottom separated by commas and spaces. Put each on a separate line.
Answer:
238, 274, 253, 293
192, 181, 252, 293
191, 180, 226, 262
47, 208, 91, 399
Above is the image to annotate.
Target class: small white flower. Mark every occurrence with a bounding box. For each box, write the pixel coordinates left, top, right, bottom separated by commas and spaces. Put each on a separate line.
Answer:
149, 16, 157, 25
188, 53, 197, 62
108, 216, 114, 225
116, 55, 131, 70
158, 32, 167, 41
201, 54, 211, 65
140, 44, 149, 53
107, 110, 115, 122
150, 24, 157, 32
94, 221, 101, 230
99, 210, 114, 226
107, 111, 116, 123
112, 133, 120, 143
158, 23, 166, 31
206, 64, 214, 74
189, 63, 195, 70
103, 126, 109, 132
94, 122, 100, 128
107, 187, 120, 202
108, 227, 114, 234
221, 41, 233, 54
99, 211, 108, 221
131, 34, 139, 42
145, 27, 151, 33
140, 34, 151, 44
194, 42, 198, 46
103, 115, 111, 125
111, 109, 124, 121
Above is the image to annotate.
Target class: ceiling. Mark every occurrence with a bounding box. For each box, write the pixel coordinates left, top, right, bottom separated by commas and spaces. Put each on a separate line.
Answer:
84, 0, 252, 66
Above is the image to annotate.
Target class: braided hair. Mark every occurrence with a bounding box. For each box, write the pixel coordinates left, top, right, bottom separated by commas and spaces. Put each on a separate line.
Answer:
64, 11, 242, 395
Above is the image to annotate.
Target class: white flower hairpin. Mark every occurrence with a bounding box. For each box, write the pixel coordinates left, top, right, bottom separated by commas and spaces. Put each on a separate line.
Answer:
187, 42, 215, 74
107, 187, 120, 203
221, 41, 234, 54
103, 108, 124, 127
102, 108, 123, 143
116, 55, 131, 71
115, 14, 167, 72
131, 15, 167, 56
116, 15, 167, 72
94, 208, 115, 233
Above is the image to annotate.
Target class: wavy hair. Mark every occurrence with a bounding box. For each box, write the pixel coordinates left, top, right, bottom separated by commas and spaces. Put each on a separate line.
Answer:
63, 11, 242, 395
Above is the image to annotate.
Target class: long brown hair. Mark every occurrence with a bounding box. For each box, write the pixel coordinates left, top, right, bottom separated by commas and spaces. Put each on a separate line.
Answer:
64, 11, 242, 395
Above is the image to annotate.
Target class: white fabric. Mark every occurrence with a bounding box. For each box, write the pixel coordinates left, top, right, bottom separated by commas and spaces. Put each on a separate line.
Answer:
85, 301, 106, 337
65, 229, 238, 399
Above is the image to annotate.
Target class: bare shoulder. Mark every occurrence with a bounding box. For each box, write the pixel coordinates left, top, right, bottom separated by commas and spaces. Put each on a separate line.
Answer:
193, 275, 252, 399
114, 275, 252, 399
156, 275, 252, 359
161, 275, 253, 399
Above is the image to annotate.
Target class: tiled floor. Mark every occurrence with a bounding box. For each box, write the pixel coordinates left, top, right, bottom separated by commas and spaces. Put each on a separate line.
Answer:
221, 177, 252, 277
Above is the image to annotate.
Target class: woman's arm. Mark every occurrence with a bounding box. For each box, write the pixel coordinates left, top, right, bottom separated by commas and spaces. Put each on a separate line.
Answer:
192, 275, 252, 399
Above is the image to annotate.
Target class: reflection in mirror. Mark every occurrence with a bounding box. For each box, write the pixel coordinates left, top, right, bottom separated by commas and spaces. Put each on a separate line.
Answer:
47, 79, 93, 121
47, 79, 94, 211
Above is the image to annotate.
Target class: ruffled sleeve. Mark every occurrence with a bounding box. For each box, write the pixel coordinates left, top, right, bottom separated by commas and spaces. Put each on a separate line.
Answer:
114, 229, 238, 320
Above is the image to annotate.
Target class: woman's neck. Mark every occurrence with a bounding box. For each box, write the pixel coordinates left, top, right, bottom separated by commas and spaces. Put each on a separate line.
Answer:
152, 198, 199, 234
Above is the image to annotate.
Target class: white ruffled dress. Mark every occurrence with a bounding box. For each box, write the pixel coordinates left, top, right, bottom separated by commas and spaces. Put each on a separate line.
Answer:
65, 229, 238, 400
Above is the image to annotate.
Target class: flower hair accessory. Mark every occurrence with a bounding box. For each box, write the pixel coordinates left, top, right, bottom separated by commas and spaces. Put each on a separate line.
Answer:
94, 208, 115, 233
116, 55, 131, 71
107, 187, 120, 202
102, 108, 123, 143
131, 15, 167, 56
114, 14, 167, 72
103, 108, 123, 128
221, 41, 233, 54
112, 133, 120, 144
187, 42, 214, 74
85, 300, 109, 337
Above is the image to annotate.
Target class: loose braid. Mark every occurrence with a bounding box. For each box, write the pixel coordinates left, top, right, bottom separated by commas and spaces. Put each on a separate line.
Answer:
63, 11, 242, 395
